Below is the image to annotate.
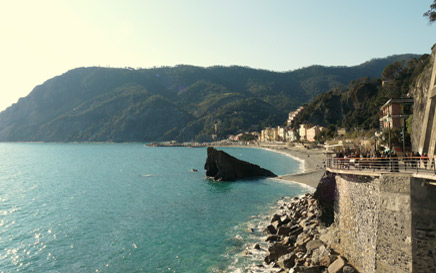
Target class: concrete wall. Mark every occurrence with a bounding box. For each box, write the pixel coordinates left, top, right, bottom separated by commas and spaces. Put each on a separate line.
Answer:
375, 175, 412, 273
335, 174, 380, 273
333, 172, 436, 273
410, 178, 436, 272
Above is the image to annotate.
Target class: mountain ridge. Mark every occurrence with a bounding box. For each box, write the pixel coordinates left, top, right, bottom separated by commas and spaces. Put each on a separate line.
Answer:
292, 54, 431, 134
0, 54, 420, 142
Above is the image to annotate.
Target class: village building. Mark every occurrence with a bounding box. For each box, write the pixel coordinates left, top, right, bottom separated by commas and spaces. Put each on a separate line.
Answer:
287, 106, 304, 126
277, 126, 286, 141
233, 133, 244, 141
260, 127, 278, 142
299, 124, 312, 141
286, 128, 298, 142
306, 125, 323, 142
259, 128, 268, 142
337, 128, 346, 136
379, 98, 413, 130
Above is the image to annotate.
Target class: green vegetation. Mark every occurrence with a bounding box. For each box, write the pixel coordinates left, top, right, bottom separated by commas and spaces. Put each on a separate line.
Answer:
380, 128, 410, 149
406, 115, 413, 135
315, 124, 337, 144
293, 55, 430, 132
0, 55, 420, 142
424, 0, 436, 22
238, 133, 258, 142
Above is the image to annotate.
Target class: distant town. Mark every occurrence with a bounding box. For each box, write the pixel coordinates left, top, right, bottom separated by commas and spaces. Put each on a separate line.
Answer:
225, 97, 413, 155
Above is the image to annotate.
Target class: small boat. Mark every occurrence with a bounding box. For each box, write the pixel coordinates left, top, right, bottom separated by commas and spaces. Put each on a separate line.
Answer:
190, 169, 198, 172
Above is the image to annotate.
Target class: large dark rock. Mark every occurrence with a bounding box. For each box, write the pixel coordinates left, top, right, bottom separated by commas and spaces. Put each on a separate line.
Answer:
265, 243, 292, 264
204, 147, 277, 181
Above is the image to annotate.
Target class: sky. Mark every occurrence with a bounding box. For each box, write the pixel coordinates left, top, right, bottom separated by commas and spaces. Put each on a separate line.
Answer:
0, 0, 434, 111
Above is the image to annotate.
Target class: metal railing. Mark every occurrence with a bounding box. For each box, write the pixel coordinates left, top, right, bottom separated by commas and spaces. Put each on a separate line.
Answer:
326, 156, 436, 175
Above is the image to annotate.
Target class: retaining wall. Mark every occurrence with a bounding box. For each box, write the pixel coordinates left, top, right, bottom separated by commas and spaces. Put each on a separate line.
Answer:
332, 172, 436, 273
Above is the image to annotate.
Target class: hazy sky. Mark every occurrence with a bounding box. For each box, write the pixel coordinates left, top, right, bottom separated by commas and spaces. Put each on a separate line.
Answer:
0, 0, 434, 111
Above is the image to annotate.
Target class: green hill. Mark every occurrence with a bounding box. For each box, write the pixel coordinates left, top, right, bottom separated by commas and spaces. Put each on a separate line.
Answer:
0, 54, 420, 142
292, 54, 430, 131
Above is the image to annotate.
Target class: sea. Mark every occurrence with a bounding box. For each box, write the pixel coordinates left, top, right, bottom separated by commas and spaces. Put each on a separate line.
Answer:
0, 143, 311, 273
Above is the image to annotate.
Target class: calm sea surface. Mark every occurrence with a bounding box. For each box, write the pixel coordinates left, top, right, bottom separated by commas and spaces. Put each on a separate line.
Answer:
0, 143, 308, 272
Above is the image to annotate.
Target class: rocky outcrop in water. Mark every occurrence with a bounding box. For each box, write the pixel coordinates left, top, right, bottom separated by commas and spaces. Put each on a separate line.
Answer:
260, 194, 358, 273
204, 147, 277, 181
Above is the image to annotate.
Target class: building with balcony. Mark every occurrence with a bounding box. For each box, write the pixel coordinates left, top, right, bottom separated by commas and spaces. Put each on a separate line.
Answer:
379, 98, 413, 130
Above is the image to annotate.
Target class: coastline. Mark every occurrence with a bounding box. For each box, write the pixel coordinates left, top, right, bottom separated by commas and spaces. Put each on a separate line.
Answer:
146, 142, 336, 271
219, 144, 327, 272
221, 143, 326, 189
258, 144, 325, 189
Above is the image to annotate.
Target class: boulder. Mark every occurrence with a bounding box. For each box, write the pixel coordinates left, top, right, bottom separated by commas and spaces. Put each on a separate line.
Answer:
265, 243, 291, 264
204, 147, 277, 181
311, 245, 330, 265
272, 219, 282, 230
328, 256, 346, 273
278, 226, 293, 236
266, 235, 280, 242
282, 235, 297, 246
305, 240, 324, 254
293, 266, 324, 273
271, 214, 281, 222
289, 225, 303, 236
342, 265, 357, 273
277, 253, 296, 269
320, 254, 335, 267
265, 224, 277, 235
296, 232, 311, 247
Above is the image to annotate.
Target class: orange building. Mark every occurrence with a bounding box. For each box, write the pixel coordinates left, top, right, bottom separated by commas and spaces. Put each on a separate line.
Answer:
379, 98, 413, 130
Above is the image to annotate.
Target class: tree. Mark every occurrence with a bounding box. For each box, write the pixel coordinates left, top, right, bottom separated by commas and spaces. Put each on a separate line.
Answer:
406, 115, 413, 135
382, 61, 404, 80
314, 124, 336, 144
314, 130, 328, 144
424, 0, 436, 22
380, 127, 411, 150
381, 128, 402, 148
239, 133, 257, 142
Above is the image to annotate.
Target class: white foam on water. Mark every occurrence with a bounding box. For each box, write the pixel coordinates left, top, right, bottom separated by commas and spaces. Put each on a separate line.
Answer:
268, 177, 316, 193
219, 198, 301, 273
257, 147, 306, 174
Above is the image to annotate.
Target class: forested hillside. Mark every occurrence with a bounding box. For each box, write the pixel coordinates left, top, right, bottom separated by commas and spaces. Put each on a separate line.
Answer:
0, 54, 418, 142
292, 54, 430, 131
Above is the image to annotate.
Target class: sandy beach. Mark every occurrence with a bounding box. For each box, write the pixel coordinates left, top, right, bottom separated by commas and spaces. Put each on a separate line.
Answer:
255, 143, 326, 188
214, 142, 326, 188
162, 141, 326, 188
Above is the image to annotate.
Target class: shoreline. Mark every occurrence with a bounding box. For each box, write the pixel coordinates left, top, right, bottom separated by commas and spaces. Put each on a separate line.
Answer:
218, 143, 326, 189
257, 144, 325, 189
214, 143, 328, 272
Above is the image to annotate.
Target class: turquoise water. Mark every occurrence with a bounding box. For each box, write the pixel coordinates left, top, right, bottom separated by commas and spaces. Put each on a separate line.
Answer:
0, 143, 308, 272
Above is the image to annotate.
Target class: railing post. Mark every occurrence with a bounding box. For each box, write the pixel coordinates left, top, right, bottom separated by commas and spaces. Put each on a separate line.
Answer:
390, 157, 392, 172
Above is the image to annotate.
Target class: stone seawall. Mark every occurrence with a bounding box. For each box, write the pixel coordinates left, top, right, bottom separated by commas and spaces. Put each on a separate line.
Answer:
332, 171, 436, 273
335, 174, 380, 273
410, 178, 436, 272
